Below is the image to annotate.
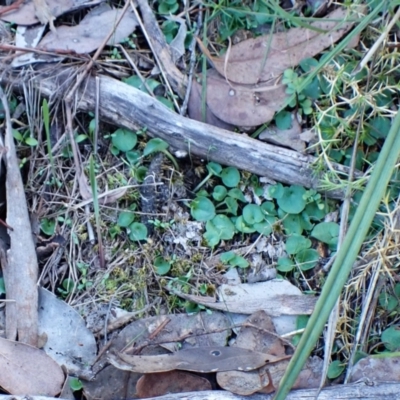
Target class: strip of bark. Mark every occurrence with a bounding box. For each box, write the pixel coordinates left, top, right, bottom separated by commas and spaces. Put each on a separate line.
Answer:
0, 87, 38, 346
5, 67, 357, 199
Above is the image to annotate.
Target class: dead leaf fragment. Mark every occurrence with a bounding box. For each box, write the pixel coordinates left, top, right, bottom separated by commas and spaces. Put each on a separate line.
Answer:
176, 280, 317, 316
211, 7, 364, 85
349, 355, 400, 383
39, 6, 138, 54
33, 0, 56, 33
109, 346, 280, 373
0, 337, 64, 396
1, 0, 103, 26
136, 371, 212, 398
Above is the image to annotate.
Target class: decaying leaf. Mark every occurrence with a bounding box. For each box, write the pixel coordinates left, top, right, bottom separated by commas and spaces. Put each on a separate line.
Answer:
349, 354, 400, 383
217, 311, 322, 395
0, 337, 64, 396
38, 288, 97, 377
39, 5, 138, 54
0, 0, 103, 25
109, 346, 282, 373
136, 371, 212, 398
210, 7, 364, 85
175, 280, 317, 316
85, 312, 230, 400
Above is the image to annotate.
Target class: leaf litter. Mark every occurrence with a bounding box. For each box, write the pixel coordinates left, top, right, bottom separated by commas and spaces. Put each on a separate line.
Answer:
189, 6, 364, 128
0, 1, 394, 399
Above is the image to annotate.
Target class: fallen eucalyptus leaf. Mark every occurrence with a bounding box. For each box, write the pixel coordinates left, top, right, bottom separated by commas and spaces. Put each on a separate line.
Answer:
209, 7, 364, 85
109, 346, 282, 373
0, 337, 64, 396
39, 5, 138, 54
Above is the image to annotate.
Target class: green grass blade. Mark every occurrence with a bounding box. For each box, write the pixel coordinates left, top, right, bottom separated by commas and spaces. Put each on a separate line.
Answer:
273, 108, 400, 399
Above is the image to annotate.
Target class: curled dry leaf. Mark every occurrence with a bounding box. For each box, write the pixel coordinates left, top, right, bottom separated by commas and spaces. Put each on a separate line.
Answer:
0, 336, 64, 396
0, 0, 103, 26
39, 6, 138, 54
109, 346, 281, 374
210, 7, 365, 85
136, 371, 212, 398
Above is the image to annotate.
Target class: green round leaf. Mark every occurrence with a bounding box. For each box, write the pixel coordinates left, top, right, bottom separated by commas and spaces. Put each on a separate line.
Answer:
269, 183, 284, 199
190, 196, 216, 222
254, 219, 274, 236
227, 188, 247, 202
69, 377, 83, 392
208, 214, 235, 240
311, 222, 340, 246
243, 204, 264, 225
305, 201, 326, 220
220, 167, 240, 187
154, 256, 171, 275
203, 223, 220, 248
112, 128, 137, 152
382, 326, 400, 351
379, 292, 398, 312
282, 214, 303, 235
235, 216, 256, 233
230, 255, 249, 269
327, 360, 345, 380
128, 222, 148, 241
213, 185, 228, 201
275, 110, 292, 130
285, 234, 311, 255
295, 249, 319, 271
143, 138, 169, 156
40, 218, 56, 236
206, 162, 222, 176
276, 257, 295, 272
225, 197, 238, 215
220, 251, 236, 263
135, 166, 148, 182
277, 185, 306, 214
261, 201, 277, 216
117, 212, 135, 227
126, 150, 141, 164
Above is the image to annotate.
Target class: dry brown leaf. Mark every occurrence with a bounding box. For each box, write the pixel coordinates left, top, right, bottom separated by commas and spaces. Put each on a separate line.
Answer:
109, 346, 281, 374
136, 371, 212, 398
0, 337, 64, 396
0, 0, 102, 25
349, 355, 400, 383
175, 280, 317, 316
217, 311, 322, 395
210, 7, 364, 85
195, 69, 287, 126
39, 6, 138, 54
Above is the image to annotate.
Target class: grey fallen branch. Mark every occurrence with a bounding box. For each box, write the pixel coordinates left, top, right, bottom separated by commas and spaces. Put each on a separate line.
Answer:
0, 381, 400, 400
6, 67, 357, 199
